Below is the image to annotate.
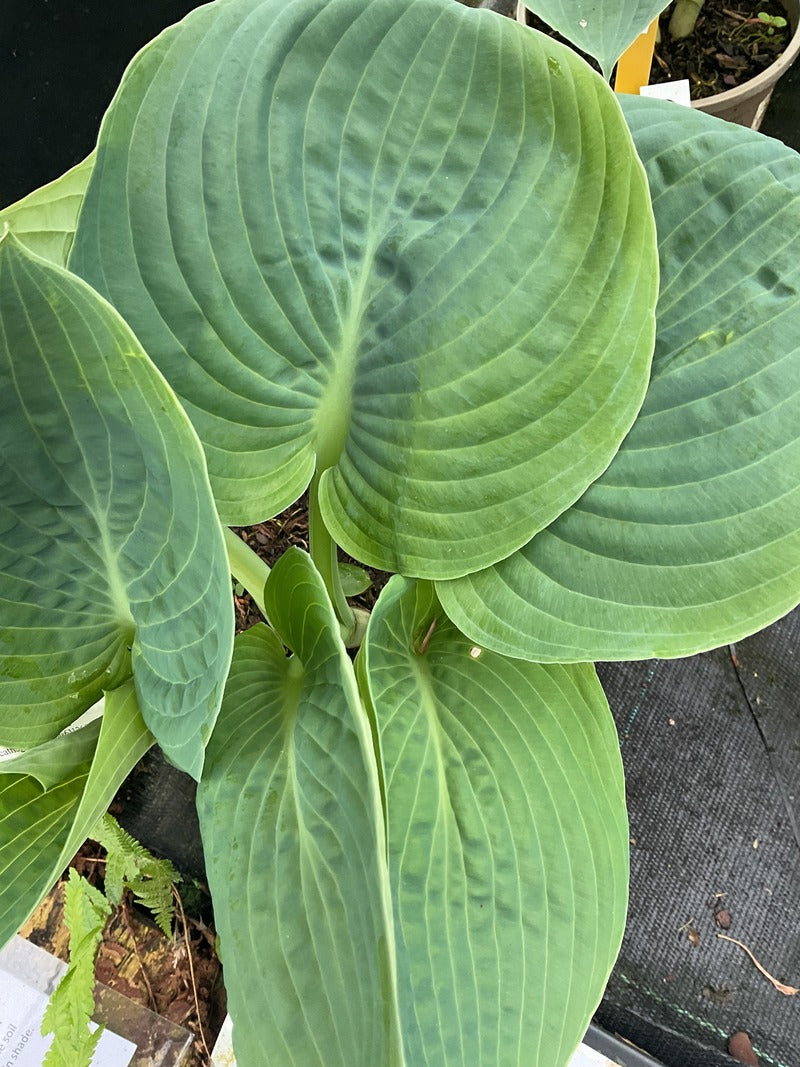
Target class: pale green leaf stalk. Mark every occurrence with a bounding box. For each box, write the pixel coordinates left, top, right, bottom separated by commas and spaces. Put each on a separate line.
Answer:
669, 0, 705, 38
41, 870, 110, 1067
224, 526, 271, 621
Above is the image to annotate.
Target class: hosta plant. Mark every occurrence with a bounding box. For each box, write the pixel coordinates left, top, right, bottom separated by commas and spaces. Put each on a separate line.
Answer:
1, 0, 800, 1064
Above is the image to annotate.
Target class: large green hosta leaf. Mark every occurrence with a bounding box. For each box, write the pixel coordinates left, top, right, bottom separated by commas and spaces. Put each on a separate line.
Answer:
197, 549, 402, 1067
439, 100, 800, 662
361, 578, 628, 1066
0, 233, 232, 777
0, 153, 96, 267
70, 0, 657, 579
520, 0, 667, 79
0, 683, 153, 948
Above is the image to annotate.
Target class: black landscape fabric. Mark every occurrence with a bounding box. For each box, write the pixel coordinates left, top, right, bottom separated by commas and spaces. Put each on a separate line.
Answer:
596, 605, 800, 1067
116, 607, 800, 1067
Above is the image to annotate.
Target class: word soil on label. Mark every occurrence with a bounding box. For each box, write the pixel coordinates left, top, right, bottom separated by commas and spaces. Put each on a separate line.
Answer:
0, 970, 136, 1067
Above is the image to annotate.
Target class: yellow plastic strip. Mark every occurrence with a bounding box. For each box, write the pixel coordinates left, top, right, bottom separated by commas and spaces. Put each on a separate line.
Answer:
614, 18, 658, 95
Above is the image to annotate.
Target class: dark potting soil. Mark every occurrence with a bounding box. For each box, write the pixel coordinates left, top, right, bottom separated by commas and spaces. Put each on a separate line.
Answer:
22, 841, 225, 1067
231, 503, 392, 633
230, 499, 314, 633
523, 0, 792, 99
651, 0, 792, 98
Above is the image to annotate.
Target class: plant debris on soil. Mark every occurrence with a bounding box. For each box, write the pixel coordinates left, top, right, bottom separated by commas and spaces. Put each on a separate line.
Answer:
651, 0, 791, 98
20, 842, 225, 1067
523, 0, 791, 98
232, 500, 391, 634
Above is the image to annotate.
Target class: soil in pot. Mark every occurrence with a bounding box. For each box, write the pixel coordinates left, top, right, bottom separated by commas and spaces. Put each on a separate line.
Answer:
651, 0, 792, 98
520, 0, 793, 98
231, 497, 392, 631
19, 840, 225, 1067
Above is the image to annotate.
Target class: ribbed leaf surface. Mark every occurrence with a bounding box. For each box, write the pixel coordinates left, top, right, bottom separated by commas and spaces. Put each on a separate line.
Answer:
0, 683, 153, 948
197, 550, 401, 1067
71, 0, 657, 579
0, 714, 100, 791
439, 100, 800, 662
362, 578, 628, 1066
521, 0, 666, 77
0, 153, 95, 267
0, 234, 232, 777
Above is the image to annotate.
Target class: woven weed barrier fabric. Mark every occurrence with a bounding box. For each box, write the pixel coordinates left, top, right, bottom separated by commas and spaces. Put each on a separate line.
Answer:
120, 607, 800, 1067
4, 4, 800, 1062
114, 749, 206, 882
596, 605, 800, 1067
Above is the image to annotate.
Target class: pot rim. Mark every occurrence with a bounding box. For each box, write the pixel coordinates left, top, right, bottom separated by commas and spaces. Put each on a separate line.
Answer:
513, 0, 800, 109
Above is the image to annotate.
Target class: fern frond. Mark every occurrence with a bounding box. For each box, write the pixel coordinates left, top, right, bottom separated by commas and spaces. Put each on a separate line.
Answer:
92, 813, 180, 936
41, 869, 111, 1067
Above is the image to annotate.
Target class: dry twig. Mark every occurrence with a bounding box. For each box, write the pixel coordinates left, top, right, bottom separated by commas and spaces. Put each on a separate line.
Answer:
121, 898, 157, 1009
717, 934, 799, 995
173, 885, 211, 1062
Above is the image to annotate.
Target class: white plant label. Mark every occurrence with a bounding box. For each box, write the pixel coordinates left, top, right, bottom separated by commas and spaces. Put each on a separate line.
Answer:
639, 79, 691, 106
0, 970, 136, 1067
570, 1043, 619, 1067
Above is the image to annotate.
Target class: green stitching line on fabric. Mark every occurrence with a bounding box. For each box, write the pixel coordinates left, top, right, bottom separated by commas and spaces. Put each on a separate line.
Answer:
616, 971, 791, 1067
619, 663, 659, 745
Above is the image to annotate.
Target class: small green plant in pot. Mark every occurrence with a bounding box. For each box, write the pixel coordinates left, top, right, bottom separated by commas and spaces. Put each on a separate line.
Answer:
1, 0, 800, 1064
668, 1, 787, 40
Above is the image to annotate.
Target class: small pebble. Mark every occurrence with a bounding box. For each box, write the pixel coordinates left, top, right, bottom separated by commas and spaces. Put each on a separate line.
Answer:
728, 1031, 759, 1066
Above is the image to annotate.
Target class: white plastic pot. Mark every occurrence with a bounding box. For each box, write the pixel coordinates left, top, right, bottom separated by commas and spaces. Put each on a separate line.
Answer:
515, 0, 800, 129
